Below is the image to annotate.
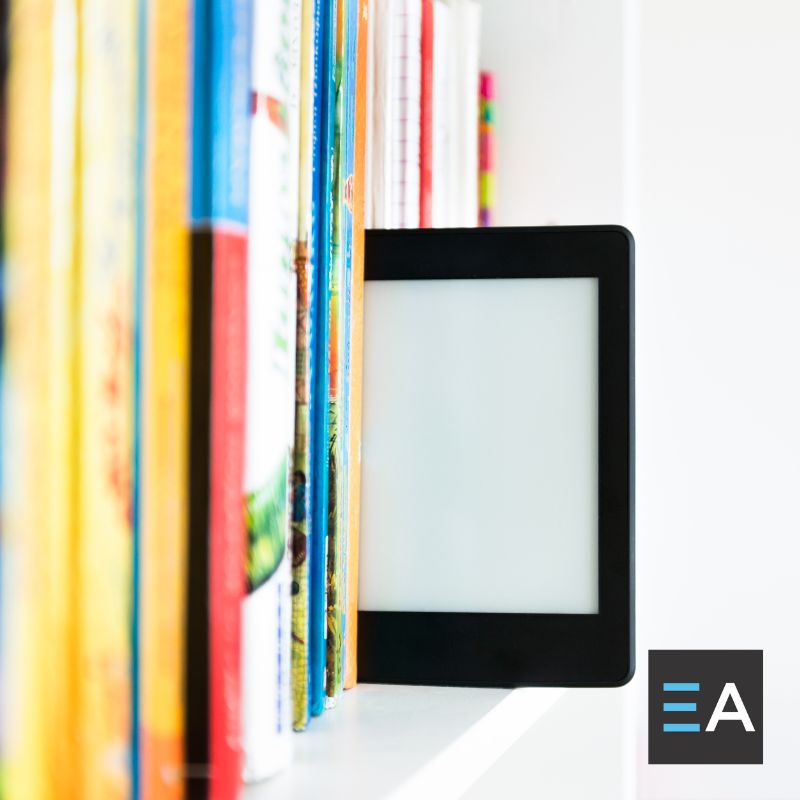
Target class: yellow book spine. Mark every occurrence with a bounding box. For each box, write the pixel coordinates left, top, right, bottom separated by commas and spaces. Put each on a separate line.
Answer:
77, 0, 137, 796
46, 0, 81, 795
140, 0, 190, 797
3, 2, 55, 797
3, 1, 80, 796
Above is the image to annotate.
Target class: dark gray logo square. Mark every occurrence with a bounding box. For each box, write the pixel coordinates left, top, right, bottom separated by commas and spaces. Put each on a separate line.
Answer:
648, 650, 763, 765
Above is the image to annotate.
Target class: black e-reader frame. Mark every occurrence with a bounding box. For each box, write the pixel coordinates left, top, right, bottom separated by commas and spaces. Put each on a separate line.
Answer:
357, 226, 635, 688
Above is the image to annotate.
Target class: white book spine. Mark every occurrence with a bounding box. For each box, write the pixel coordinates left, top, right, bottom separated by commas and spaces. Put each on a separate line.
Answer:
242, 0, 299, 781
391, 0, 421, 228
431, 0, 450, 228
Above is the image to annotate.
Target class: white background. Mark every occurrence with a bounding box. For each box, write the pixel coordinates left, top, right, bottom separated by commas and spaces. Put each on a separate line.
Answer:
478, 0, 800, 798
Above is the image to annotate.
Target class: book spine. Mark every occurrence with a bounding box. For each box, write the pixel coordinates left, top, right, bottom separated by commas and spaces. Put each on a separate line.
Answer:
343, 0, 368, 692
3, 2, 60, 797
430, 0, 449, 228
241, 0, 297, 780
186, 0, 252, 797
393, 0, 420, 229
323, 0, 346, 708
78, 0, 138, 795
207, 0, 252, 796
478, 70, 494, 227
48, 0, 80, 794
337, 0, 358, 693
419, 0, 433, 227
186, 1, 212, 793
207, 228, 247, 799
140, 0, 191, 796
290, 0, 316, 732
309, 0, 335, 717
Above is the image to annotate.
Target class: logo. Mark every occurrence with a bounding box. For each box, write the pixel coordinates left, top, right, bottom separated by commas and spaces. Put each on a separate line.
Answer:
648, 650, 763, 764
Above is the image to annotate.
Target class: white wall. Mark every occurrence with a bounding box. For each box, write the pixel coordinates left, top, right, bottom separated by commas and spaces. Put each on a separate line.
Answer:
478, 0, 626, 226
480, 1, 800, 798
636, 1, 800, 797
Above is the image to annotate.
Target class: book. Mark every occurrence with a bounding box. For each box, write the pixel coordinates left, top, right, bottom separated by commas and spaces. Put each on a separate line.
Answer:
431, 0, 450, 227
451, 0, 480, 226
186, 0, 252, 795
392, 0, 420, 229
2, 1, 79, 796
366, 0, 391, 227
367, 0, 422, 229
139, 0, 191, 796
78, 0, 138, 796
428, 0, 480, 227
343, 0, 369, 692
291, 0, 317, 732
324, 0, 358, 707
322, 0, 346, 709
419, 0, 433, 228
479, 70, 495, 227
309, 0, 336, 718
241, 0, 299, 780
337, 0, 358, 692
48, 1, 80, 795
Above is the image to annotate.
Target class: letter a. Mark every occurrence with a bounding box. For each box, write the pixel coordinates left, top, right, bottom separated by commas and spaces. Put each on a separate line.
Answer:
706, 683, 755, 732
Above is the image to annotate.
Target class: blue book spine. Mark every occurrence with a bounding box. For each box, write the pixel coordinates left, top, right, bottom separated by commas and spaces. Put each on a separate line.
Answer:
309, 0, 335, 716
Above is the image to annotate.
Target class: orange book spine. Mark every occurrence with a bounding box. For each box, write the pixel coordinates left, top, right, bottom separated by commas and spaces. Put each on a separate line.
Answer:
344, 0, 368, 690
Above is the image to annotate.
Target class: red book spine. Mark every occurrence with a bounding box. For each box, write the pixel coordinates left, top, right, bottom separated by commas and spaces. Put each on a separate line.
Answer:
208, 229, 248, 800
419, 0, 434, 227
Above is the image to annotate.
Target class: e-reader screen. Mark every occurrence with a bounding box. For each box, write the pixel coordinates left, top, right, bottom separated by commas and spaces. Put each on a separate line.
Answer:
359, 276, 599, 615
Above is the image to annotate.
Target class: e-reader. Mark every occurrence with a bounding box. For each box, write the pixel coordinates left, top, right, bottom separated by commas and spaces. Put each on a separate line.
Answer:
357, 226, 634, 687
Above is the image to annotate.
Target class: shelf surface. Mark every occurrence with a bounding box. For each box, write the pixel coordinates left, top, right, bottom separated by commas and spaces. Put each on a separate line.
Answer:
244, 683, 567, 800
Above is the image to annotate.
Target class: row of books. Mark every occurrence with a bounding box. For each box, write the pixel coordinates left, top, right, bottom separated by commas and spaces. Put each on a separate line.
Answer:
0, 0, 489, 797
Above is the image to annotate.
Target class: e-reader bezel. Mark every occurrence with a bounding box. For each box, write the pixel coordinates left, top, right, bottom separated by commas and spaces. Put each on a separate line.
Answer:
358, 226, 635, 688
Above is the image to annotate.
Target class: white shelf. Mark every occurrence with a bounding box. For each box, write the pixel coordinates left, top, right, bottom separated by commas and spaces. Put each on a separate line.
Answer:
244, 684, 566, 800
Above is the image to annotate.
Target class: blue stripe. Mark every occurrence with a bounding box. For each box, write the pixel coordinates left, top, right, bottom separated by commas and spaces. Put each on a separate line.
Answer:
191, 0, 252, 224
309, 0, 336, 718
131, 0, 148, 795
663, 723, 701, 732
191, 0, 212, 220
663, 702, 696, 712
663, 682, 700, 692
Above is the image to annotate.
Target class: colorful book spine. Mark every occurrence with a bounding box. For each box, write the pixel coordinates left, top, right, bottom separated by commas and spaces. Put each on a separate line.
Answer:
343, 0, 368, 692
291, 0, 317, 732
78, 0, 138, 795
241, 0, 298, 780
478, 70, 494, 227
309, 0, 336, 717
337, 0, 358, 693
140, 0, 191, 796
186, 0, 252, 795
419, 0, 433, 227
323, 0, 346, 709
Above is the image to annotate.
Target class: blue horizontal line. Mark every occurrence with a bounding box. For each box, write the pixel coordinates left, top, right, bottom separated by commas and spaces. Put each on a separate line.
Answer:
663, 682, 700, 692
663, 723, 701, 732
663, 702, 696, 712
